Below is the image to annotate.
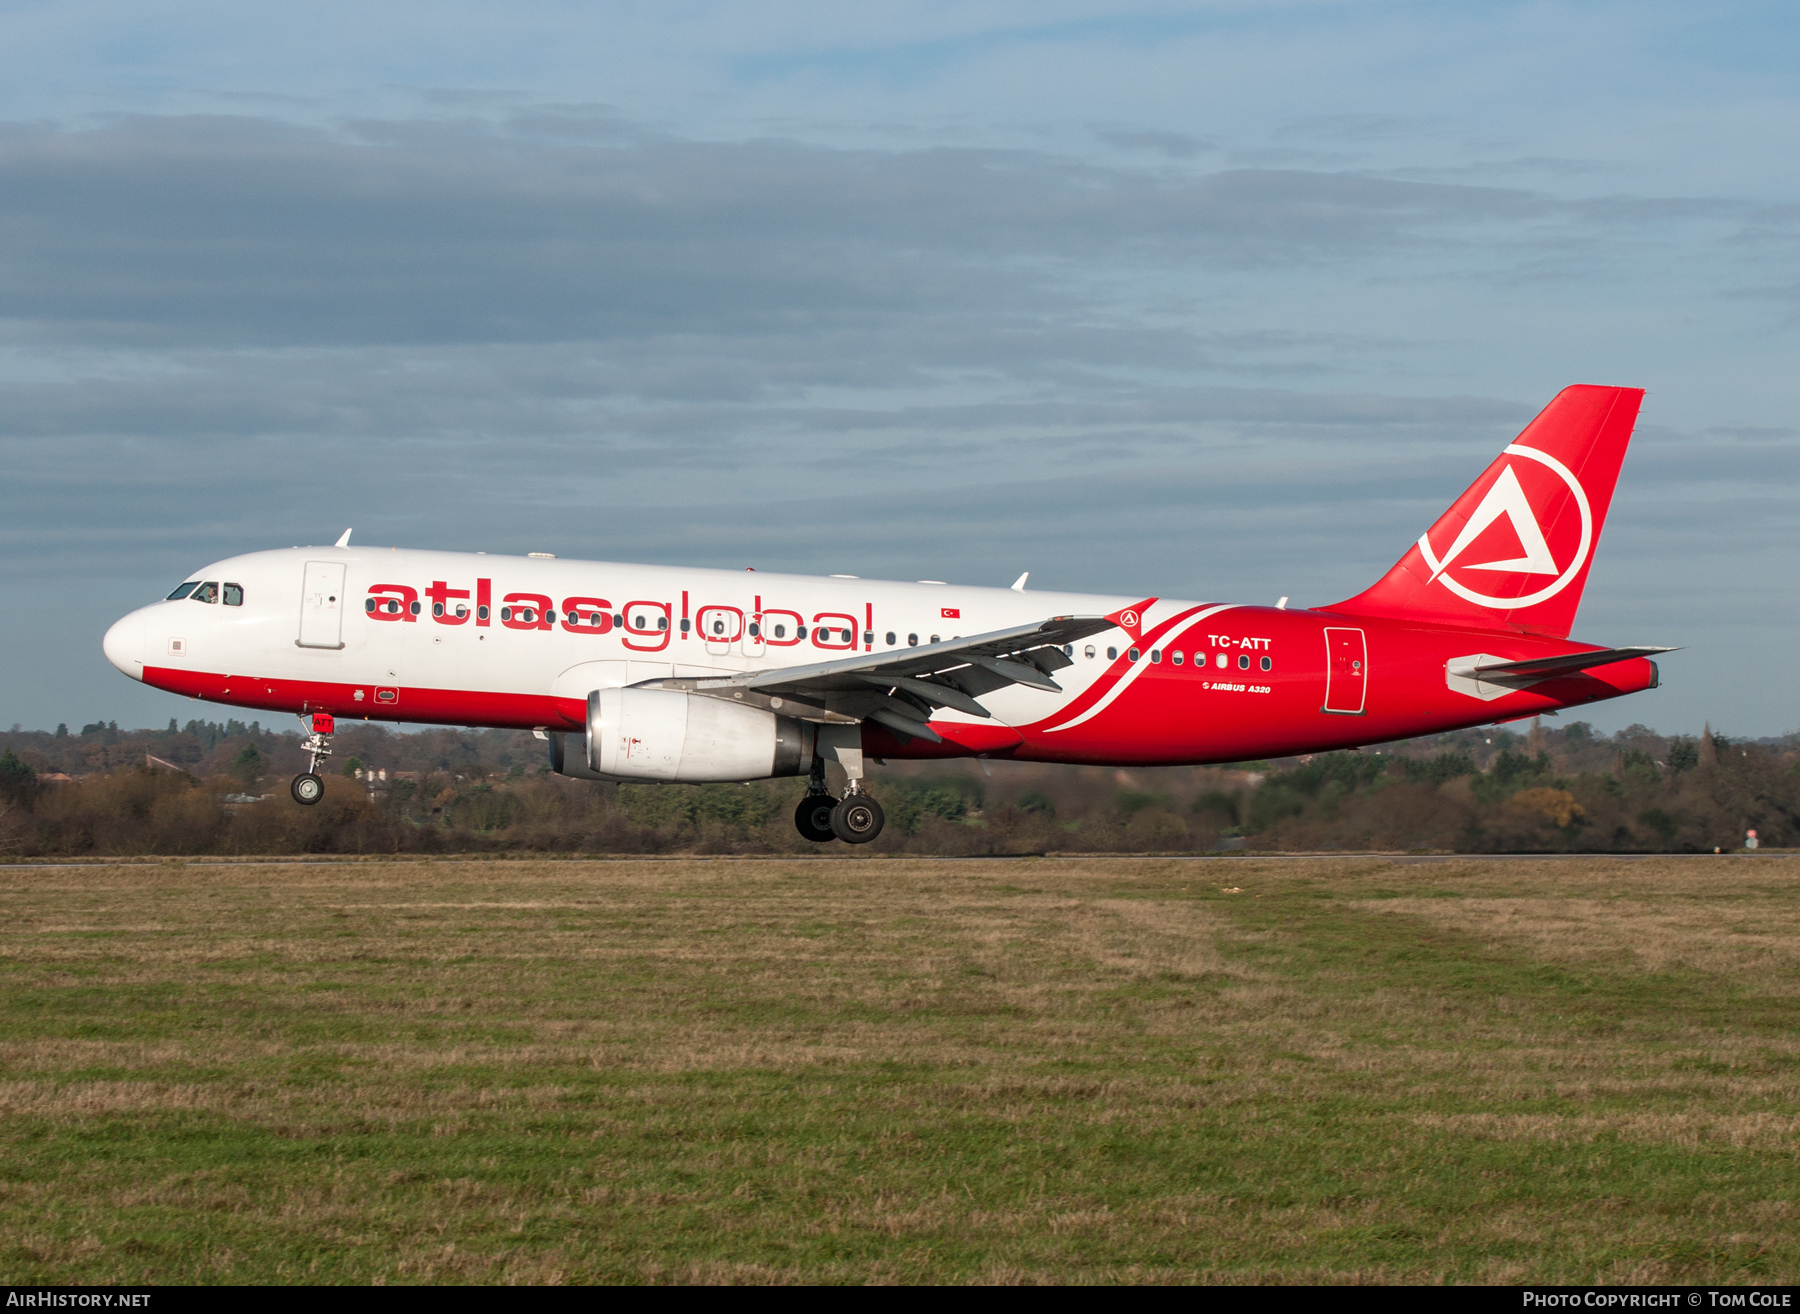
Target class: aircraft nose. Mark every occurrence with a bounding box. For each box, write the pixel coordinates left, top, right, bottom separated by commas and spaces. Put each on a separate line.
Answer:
103, 611, 146, 681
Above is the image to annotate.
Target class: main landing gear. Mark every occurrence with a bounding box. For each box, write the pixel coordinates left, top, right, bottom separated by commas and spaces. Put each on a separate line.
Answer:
792, 760, 885, 844
830, 792, 884, 844
291, 711, 334, 806
794, 793, 838, 843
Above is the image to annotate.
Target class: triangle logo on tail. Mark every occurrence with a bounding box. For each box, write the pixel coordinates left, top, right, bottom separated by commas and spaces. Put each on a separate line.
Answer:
1417, 443, 1594, 610
1428, 465, 1558, 580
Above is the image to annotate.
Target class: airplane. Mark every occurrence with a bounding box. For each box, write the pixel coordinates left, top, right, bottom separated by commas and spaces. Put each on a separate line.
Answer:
102, 384, 1671, 844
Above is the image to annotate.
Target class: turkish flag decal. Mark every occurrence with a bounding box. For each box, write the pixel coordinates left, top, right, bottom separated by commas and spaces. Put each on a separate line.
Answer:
941, 607, 960, 619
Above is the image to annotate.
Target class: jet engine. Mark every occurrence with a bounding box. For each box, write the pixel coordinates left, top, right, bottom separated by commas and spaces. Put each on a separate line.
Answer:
552, 687, 814, 783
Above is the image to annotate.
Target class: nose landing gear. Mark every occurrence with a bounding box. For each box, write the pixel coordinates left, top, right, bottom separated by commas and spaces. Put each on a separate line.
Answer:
291, 711, 334, 807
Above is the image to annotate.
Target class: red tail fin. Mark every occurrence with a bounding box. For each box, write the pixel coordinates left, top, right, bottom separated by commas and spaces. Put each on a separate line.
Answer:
1328, 384, 1643, 638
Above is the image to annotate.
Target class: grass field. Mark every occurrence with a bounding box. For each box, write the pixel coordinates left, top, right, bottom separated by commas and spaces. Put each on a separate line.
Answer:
1, 855, 1797, 1285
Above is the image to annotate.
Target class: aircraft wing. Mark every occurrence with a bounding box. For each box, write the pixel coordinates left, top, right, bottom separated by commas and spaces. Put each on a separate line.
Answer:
1448, 646, 1679, 682
655, 615, 1117, 744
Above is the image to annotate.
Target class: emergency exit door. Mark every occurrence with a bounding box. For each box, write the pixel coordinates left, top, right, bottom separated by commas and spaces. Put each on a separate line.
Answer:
298, 561, 347, 650
1322, 627, 1367, 714
697, 606, 742, 657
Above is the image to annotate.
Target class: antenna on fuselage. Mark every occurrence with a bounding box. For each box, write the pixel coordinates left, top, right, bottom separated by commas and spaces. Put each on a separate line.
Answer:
335, 528, 352, 547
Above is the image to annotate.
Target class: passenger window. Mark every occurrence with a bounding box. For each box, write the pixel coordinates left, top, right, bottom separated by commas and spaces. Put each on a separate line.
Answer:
477, 605, 490, 620
1128, 647, 1140, 662
1084, 645, 1095, 659
748, 622, 760, 637
1171, 651, 1183, 665
885, 631, 896, 645
223, 584, 243, 606
1062, 645, 1072, 657
775, 624, 788, 639
1215, 653, 1227, 669
365, 598, 376, 613
658, 616, 668, 631
432, 602, 445, 617
796, 626, 807, 639
166, 582, 199, 601
1237, 654, 1250, 670
908, 633, 918, 647
1107, 646, 1117, 660
500, 607, 512, 621
930, 634, 939, 644
1260, 656, 1272, 672
1149, 649, 1160, 663
191, 581, 219, 604
410, 601, 422, 616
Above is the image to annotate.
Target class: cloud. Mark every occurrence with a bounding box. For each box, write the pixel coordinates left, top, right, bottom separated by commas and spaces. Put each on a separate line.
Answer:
1273, 113, 1420, 143
1092, 127, 1221, 158
0, 108, 1793, 738
0, 113, 1649, 356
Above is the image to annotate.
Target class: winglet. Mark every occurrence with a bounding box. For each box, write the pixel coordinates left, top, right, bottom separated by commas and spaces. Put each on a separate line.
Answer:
1010, 572, 1029, 592
1105, 598, 1156, 642
335, 528, 353, 547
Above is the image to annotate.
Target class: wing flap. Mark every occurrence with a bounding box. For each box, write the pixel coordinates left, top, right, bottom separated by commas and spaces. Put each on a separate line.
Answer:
669, 614, 1115, 725
701, 616, 1111, 693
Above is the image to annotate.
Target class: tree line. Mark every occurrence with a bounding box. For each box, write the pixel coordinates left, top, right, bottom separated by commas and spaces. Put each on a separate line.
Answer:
0, 717, 1793, 857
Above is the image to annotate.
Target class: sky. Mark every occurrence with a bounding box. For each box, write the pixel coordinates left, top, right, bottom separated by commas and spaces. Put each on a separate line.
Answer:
1, 1, 1796, 737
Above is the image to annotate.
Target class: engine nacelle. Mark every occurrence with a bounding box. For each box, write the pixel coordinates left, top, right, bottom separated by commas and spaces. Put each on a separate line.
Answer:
553, 687, 814, 783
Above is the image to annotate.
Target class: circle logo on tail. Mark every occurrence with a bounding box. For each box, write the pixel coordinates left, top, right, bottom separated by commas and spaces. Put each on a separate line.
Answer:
1419, 444, 1593, 610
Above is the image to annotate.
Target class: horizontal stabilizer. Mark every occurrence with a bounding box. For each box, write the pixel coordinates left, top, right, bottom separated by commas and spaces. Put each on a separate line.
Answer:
1447, 646, 1678, 682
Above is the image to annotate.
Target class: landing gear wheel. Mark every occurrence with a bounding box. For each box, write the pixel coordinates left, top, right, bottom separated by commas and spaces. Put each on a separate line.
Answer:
795, 794, 839, 843
831, 794, 885, 844
291, 773, 324, 806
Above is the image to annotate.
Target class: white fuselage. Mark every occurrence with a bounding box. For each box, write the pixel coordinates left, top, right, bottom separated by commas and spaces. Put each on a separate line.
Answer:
103, 546, 1163, 739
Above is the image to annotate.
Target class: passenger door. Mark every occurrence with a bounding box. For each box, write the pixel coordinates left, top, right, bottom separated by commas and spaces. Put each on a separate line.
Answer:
298, 561, 348, 650
1321, 627, 1367, 714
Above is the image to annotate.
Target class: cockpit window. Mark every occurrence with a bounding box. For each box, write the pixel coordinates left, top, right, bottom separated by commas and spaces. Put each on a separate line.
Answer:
191, 582, 219, 604
166, 582, 199, 601
223, 583, 244, 606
